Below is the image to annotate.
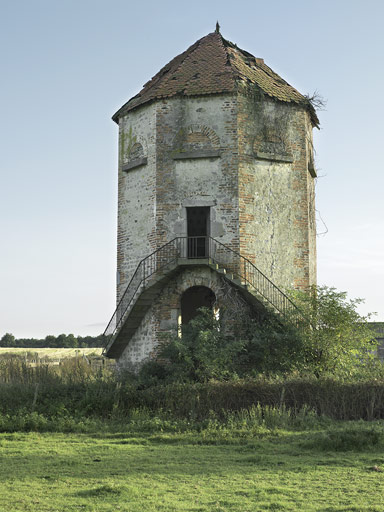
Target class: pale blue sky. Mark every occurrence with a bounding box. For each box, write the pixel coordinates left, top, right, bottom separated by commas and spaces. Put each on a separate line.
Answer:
1, 0, 383, 337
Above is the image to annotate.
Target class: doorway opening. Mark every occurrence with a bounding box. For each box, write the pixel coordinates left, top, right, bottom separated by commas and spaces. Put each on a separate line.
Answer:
187, 207, 210, 258
180, 286, 216, 326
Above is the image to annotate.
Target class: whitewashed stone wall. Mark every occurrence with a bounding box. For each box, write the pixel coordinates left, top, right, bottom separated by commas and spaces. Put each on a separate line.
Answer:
114, 91, 317, 367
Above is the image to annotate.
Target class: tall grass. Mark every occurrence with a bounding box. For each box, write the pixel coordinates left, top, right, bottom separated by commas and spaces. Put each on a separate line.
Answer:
2, 354, 384, 434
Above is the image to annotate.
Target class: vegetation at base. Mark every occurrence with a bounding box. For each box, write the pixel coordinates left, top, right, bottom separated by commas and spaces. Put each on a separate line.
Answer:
139, 285, 379, 383
1, 354, 384, 509
0, 332, 104, 348
2, 353, 384, 429
1, 286, 382, 510
0, 285, 382, 429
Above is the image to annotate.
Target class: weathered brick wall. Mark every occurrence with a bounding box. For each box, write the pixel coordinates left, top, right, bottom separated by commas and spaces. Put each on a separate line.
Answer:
305, 115, 317, 288
237, 92, 317, 291
154, 95, 240, 250
117, 103, 157, 302
116, 307, 157, 368
117, 95, 240, 305
115, 90, 317, 367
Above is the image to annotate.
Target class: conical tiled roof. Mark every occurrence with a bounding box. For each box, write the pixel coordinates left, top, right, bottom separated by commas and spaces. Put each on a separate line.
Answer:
113, 32, 319, 126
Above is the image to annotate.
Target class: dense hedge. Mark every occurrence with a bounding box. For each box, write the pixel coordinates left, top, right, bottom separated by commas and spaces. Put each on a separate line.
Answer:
1, 356, 384, 421
0, 356, 384, 420
129, 380, 384, 421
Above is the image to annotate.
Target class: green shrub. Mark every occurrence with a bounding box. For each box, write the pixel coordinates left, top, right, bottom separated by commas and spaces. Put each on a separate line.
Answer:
148, 308, 246, 383
138, 287, 379, 384
289, 286, 378, 378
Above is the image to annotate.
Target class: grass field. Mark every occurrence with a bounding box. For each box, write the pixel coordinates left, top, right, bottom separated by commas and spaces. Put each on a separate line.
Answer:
1, 351, 384, 511
0, 428, 383, 512
0, 347, 103, 358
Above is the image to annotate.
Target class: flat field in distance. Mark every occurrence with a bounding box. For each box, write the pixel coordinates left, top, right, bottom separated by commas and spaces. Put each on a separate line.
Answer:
0, 430, 383, 512
0, 347, 103, 358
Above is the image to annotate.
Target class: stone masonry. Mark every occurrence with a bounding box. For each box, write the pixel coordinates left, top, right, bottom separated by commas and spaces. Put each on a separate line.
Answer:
106, 30, 318, 368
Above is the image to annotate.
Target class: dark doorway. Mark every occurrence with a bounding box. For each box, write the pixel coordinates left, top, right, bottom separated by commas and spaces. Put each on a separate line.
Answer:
180, 286, 216, 325
187, 207, 210, 258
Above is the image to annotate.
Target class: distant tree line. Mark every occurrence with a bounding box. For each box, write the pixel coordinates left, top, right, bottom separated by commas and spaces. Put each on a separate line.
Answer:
0, 333, 104, 348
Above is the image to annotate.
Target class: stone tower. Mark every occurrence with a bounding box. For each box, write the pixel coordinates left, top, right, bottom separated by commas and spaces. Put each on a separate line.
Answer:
104, 30, 318, 367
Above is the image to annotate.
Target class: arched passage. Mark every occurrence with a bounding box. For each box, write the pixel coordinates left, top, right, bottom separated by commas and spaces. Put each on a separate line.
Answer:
180, 286, 216, 325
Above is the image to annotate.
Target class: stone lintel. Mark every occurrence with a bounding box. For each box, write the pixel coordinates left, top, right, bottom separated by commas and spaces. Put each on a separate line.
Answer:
172, 150, 221, 160
122, 157, 148, 172
182, 197, 217, 207
255, 152, 293, 163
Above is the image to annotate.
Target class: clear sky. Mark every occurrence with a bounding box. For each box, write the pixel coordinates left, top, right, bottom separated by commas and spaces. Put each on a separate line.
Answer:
1, 0, 383, 338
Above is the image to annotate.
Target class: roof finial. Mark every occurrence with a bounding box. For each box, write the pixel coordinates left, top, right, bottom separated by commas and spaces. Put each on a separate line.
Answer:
215, 21, 220, 34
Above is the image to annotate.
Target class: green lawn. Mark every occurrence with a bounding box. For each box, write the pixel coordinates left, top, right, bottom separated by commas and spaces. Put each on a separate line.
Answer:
0, 430, 383, 512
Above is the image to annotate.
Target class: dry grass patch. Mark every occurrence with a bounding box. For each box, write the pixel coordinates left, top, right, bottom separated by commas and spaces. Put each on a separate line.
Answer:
0, 347, 103, 359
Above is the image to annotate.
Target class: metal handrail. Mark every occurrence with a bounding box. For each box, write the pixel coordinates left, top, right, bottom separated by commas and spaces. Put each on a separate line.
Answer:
206, 237, 307, 328
103, 237, 183, 341
103, 236, 309, 350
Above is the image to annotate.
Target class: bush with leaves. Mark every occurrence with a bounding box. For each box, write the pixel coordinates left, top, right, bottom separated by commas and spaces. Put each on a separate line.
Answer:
288, 286, 377, 378
235, 314, 305, 376
160, 308, 246, 382
139, 286, 379, 384
138, 306, 300, 383
137, 308, 244, 383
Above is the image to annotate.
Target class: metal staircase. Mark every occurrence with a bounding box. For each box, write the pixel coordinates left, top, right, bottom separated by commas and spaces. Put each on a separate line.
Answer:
103, 236, 309, 357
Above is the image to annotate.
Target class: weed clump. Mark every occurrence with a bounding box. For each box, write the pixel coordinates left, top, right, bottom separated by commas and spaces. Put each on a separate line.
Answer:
303, 424, 384, 451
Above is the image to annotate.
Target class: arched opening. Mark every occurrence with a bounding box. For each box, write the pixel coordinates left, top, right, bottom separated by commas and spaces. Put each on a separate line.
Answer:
180, 286, 216, 326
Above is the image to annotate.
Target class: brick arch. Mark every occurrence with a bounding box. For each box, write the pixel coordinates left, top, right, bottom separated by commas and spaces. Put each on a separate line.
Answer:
173, 124, 221, 151
177, 273, 222, 298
